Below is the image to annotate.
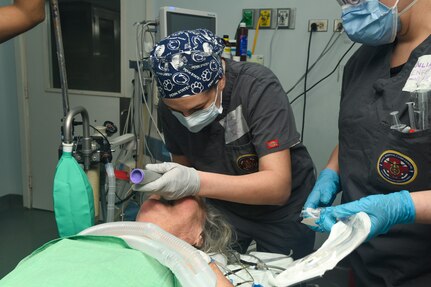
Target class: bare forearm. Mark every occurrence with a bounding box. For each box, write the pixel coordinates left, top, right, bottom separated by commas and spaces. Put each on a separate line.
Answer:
0, 0, 45, 43
410, 190, 431, 223
173, 150, 292, 205
326, 145, 340, 173
14, 0, 45, 18
198, 170, 291, 205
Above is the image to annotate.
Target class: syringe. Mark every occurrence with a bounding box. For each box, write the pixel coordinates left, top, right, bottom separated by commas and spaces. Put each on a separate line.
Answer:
417, 90, 429, 130
406, 102, 417, 130
390, 111, 406, 131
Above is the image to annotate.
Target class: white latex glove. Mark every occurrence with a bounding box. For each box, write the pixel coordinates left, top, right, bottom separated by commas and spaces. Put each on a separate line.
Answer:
133, 162, 200, 200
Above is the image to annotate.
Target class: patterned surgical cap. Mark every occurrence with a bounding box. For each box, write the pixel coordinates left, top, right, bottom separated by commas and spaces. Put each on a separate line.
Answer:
150, 28, 225, 99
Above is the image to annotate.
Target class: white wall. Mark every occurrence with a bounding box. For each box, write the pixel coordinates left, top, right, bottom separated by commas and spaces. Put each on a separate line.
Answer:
0, 0, 22, 197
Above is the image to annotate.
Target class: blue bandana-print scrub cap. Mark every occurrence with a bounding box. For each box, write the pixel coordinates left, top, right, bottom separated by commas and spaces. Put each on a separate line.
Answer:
150, 28, 225, 99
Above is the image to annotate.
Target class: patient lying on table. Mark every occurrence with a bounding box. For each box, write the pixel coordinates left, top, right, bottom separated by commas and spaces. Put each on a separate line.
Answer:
0, 196, 234, 287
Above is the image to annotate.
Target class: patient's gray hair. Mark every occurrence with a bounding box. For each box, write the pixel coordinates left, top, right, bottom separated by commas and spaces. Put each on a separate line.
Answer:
200, 202, 234, 256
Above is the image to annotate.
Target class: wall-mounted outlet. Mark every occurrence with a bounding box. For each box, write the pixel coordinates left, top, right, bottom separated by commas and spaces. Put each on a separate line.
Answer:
308, 19, 328, 32
242, 9, 255, 29
258, 9, 272, 28
276, 8, 291, 29
333, 19, 343, 32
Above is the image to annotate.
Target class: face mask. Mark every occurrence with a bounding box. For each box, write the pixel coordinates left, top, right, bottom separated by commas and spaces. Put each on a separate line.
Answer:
341, 0, 400, 46
171, 87, 223, 133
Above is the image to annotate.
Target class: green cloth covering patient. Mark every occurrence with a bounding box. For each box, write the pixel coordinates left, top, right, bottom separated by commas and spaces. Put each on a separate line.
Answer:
0, 235, 181, 287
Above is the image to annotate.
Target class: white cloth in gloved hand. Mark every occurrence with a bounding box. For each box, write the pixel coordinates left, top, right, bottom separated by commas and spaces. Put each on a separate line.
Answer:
134, 162, 200, 200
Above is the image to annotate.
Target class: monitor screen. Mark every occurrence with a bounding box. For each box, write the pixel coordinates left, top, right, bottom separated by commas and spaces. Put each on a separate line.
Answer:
159, 7, 217, 40
166, 12, 216, 35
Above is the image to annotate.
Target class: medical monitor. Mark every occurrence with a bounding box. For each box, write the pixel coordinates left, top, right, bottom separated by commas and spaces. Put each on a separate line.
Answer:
158, 6, 217, 40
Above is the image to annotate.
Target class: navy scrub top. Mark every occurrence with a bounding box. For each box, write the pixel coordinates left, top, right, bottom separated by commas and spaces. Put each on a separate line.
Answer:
339, 35, 431, 287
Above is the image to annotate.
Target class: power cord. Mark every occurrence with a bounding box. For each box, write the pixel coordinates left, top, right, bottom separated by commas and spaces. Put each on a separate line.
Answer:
290, 42, 356, 105
285, 31, 342, 95
300, 23, 317, 142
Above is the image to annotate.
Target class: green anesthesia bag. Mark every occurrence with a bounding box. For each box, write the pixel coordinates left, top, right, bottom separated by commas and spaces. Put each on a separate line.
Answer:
53, 143, 94, 237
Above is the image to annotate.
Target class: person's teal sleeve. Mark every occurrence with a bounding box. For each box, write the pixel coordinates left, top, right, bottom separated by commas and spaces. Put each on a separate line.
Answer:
0, 235, 181, 287
316, 190, 416, 240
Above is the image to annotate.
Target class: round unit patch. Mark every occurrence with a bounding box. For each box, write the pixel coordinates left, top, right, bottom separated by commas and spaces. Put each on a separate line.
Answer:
237, 154, 258, 172
377, 150, 417, 185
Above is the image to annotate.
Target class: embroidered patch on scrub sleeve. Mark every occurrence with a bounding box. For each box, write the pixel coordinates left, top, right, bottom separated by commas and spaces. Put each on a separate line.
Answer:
377, 150, 417, 185
266, 139, 279, 149
237, 154, 258, 172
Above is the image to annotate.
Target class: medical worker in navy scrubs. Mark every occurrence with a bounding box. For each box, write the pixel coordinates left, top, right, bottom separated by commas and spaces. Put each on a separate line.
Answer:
303, 0, 431, 286
138, 29, 316, 259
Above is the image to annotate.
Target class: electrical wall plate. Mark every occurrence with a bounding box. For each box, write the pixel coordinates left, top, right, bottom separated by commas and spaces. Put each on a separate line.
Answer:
308, 19, 328, 32
258, 8, 272, 29
333, 19, 343, 32
276, 8, 291, 29
242, 9, 255, 29
241, 7, 295, 30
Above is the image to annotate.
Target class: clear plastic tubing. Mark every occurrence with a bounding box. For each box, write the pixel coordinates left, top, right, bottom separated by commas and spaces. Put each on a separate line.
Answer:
105, 163, 116, 222
79, 222, 217, 287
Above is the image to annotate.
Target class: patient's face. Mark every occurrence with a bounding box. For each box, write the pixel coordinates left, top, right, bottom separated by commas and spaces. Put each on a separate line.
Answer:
136, 195, 205, 247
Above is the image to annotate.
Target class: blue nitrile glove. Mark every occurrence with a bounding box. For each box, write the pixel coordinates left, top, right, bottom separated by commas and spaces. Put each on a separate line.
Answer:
316, 190, 416, 240
303, 168, 340, 209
